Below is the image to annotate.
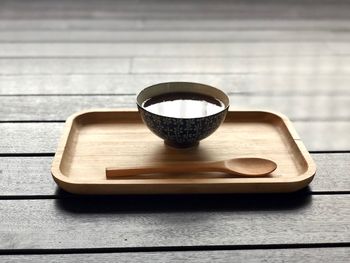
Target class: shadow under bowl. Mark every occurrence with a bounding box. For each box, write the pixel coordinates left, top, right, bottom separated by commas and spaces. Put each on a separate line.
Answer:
136, 82, 230, 148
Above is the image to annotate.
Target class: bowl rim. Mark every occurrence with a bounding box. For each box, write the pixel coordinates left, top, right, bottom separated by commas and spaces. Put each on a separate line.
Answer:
136, 81, 230, 120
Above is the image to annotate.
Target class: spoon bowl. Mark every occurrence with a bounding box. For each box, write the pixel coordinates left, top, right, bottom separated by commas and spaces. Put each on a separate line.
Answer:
224, 158, 277, 177
106, 157, 277, 178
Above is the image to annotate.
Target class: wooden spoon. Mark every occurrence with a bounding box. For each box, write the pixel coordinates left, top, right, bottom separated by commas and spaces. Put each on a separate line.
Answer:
106, 157, 277, 178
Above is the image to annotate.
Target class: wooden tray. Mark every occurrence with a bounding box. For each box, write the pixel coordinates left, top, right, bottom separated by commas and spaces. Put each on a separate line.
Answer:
51, 109, 316, 194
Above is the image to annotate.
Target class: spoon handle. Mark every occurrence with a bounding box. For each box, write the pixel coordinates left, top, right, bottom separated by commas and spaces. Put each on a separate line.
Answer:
106, 161, 225, 178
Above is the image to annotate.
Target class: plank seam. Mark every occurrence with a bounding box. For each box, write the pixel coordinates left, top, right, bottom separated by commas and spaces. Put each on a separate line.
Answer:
0, 151, 350, 157
0, 94, 137, 97
0, 190, 350, 200
0, 29, 344, 32
0, 243, 349, 255
1, 92, 349, 97
0, 40, 339, 44
0, 153, 55, 157
310, 150, 350, 154
2, 118, 350, 122
0, 72, 342, 76
0, 120, 65, 123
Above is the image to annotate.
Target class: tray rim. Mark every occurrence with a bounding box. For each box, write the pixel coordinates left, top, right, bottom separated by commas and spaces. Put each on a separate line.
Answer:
51, 108, 316, 194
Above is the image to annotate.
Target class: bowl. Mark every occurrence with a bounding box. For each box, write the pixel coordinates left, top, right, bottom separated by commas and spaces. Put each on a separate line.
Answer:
136, 82, 230, 148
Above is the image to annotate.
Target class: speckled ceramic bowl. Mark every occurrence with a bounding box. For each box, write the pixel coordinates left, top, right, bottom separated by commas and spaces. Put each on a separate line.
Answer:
136, 82, 230, 148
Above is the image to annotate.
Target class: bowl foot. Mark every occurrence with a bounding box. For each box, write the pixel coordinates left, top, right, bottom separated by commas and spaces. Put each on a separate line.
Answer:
164, 140, 199, 149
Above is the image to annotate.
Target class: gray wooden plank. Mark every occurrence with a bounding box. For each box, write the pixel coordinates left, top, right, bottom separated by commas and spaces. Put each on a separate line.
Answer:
0, 248, 349, 263
0, 123, 63, 153
328, 42, 350, 55
0, 95, 349, 121
0, 195, 349, 249
0, 58, 130, 74
1, 19, 350, 31
0, 121, 349, 153
0, 96, 135, 121
294, 121, 350, 152
0, 153, 348, 196
0, 43, 332, 57
311, 153, 350, 192
1, 0, 350, 20
0, 30, 337, 42
0, 74, 349, 96
131, 57, 350, 74
0, 157, 56, 196
2, 57, 346, 75
3, 57, 346, 75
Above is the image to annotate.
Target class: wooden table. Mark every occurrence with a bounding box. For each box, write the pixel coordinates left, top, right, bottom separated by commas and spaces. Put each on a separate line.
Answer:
0, 0, 349, 261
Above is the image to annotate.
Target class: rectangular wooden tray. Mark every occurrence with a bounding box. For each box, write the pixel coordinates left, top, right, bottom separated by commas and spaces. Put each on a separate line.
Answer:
51, 109, 316, 194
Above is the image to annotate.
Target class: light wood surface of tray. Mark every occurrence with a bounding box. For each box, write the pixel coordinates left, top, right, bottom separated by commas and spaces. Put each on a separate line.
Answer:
51, 109, 316, 194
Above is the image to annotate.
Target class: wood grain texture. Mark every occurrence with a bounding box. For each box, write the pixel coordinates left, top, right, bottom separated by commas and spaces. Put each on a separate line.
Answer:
0, 0, 349, 259
328, 42, 350, 55
0, 58, 130, 74
0, 248, 349, 263
0, 195, 349, 249
0, 43, 332, 57
0, 95, 349, 121
1, 19, 350, 31
1, 74, 349, 95
131, 57, 350, 74
293, 121, 350, 152
2, 57, 347, 75
0, 123, 63, 153
311, 153, 350, 192
0, 153, 348, 196
0, 30, 340, 42
1, 0, 350, 20
104, 158, 277, 178
0, 157, 56, 196
0, 121, 350, 153
50, 110, 314, 194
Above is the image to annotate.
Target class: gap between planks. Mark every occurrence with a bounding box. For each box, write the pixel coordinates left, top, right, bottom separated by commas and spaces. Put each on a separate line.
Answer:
0, 242, 349, 255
